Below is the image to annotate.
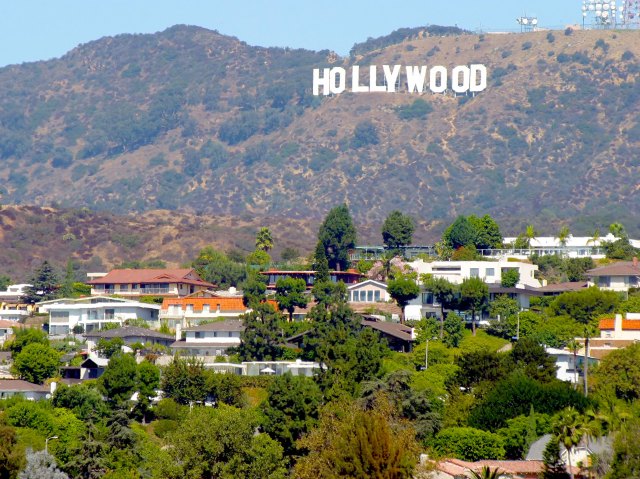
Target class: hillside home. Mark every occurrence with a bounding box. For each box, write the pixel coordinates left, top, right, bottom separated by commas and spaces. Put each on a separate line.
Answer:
0, 320, 18, 345
60, 356, 108, 383
0, 284, 32, 303
586, 258, 640, 293
160, 296, 277, 327
409, 259, 540, 288
347, 279, 390, 303
261, 269, 363, 290
0, 380, 51, 401
544, 347, 597, 384
86, 268, 214, 297
599, 313, 640, 340
527, 434, 610, 473
170, 320, 244, 359
0, 305, 30, 322
38, 296, 160, 335
84, 326, 174, 352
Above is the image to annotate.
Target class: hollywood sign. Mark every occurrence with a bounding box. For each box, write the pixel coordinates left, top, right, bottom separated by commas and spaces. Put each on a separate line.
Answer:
312, 64, 487, 96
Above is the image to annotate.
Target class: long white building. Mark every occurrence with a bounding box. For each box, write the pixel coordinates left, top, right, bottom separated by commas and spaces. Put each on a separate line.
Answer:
37, 296, 160, 335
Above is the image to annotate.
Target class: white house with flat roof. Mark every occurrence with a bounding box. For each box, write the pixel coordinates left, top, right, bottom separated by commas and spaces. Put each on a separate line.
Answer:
170, 320, 244, 359
37, 296, 160, 336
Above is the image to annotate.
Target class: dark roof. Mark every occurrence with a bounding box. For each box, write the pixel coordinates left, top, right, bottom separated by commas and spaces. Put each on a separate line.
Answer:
488, 284, 544, 296
537, 281, 589, 293
0, 379, 49, 392
87, 268, 214, 287
587, 261, 640, 277
170, 340, 236, 348
361, 319, 414, 342
183, 320, 245, 332
84, 326, 174, 340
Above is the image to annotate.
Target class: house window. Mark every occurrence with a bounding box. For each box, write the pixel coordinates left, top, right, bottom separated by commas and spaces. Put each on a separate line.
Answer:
105, 309, 115, 320
422, 292, 434, 305
213, 332, 218, 337
367, 290, 373, 302
186, 304, 194, 313
470, 268, 480, 278
351, 291, 358, 302
486, 268, 495, 277
375, 290, 381, 301
599, 276, 611, 288
195, 332, 204, 339
202, 304, 210, 314
359, 291, 366, 301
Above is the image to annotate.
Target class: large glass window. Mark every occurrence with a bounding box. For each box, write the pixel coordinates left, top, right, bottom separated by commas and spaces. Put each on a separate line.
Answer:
486, 268, 495, 277
599, 276, 611, 287
375, 290, 381, 301
367, 290, 373, 302
422, 292, 434, 305
470, 268, 480, 278
360, 291, 367, 301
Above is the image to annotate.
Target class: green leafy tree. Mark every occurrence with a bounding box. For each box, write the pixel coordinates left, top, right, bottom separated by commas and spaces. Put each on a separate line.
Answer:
313, 240, 330, 283
501, 268, 520, 288
23, 261, 59, 304
0, 426, 25, 479
99, 352, 138, 404
421, 275, 458, 338
551, 287, 619, 395
0, 275, 11, 291
609, 418, 640, 479
159, 406, 287, 479
192, 246, 246, 288
510, 337, 558, 383
609, 222, 628, 240
52, 383, 109, 420
275, 277, 308, 322
443, 312, 465, 348
161, 356, 208, 405
9, 328, 49, 354
591, 342, 640, 402
387, 275, 419, 324
455, 350, 508, 390
318, 204, 357, 271
11, 343, 60, 384
469, 214, 503, 249
433, 427, 505, 461
136, 360, 160, 421
261, 374, 323, 457
236, 303, 285, 361
459, 276, 489, 336
94, 337, 124, 359
312, 281, 347, 309
255, 226, 274, 252
245, 249, 271, 269
381, 210, 415, 251
280, 247, 300, 263
206, 373, 245, 408
525, 224, 538, 247
242, 273, 267, 308
58, 260, 75, 298
443, 215, 475, 249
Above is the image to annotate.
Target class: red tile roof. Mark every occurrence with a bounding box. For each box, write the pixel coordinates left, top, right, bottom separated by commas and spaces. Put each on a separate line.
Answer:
87, 269, 214, 287
162, 297, 277, 312
599, 318, 640, 331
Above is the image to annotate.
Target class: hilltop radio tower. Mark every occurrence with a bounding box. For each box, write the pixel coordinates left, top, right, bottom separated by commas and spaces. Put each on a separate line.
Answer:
581, 0, 640, 29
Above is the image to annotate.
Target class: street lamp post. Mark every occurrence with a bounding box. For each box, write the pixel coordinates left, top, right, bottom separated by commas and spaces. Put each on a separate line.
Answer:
45, 436, 58, 454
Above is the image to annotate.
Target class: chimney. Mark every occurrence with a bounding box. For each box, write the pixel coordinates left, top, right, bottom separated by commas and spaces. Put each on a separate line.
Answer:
615, 314, 623, 334
633, 257, 638, 268
175, 323, 182, 342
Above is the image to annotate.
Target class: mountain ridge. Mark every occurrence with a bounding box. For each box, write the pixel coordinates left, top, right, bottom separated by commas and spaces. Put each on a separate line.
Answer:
0, 25, 639, 236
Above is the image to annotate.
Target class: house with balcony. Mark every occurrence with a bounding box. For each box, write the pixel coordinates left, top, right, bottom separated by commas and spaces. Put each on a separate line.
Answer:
0, 320, 19, 346
170, 320, 244, 359
406, 259, 541, 320
261, 269, 363, 290
586, 258, 640, 293
86, 269, 214, 298
84, 326, 174, 352
160, 296, 278, 327
37, 296, 160, 335
0, 284, 32, 304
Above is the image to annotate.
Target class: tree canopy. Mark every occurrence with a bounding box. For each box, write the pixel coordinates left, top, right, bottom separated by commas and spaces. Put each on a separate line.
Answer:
381, 211, 415, 250
318, 204, 357, 271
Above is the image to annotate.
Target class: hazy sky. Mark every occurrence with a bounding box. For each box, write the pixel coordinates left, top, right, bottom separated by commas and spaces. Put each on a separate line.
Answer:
0, 1, 580, 67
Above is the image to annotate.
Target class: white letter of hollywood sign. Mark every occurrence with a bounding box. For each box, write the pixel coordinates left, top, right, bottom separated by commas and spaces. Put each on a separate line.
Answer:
313, 64, 487, 95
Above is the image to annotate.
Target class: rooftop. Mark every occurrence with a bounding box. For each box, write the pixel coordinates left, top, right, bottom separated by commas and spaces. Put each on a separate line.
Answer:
0, 379, 49, 392
183, 319, 245, 332
83, 326, 174, 340
87, 268, 214, 287
587, 260, 640, 277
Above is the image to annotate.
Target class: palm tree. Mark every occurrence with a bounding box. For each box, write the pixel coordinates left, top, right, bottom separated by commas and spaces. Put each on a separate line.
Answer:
586, 228, 601, 247
609, 222, 627, 240
566, 340, 580, 388
556, 225, 571, 248
525, 224, 538, 248
552, 407, 589, 479
468, 466, 503, 479
255, 227, 274, 252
